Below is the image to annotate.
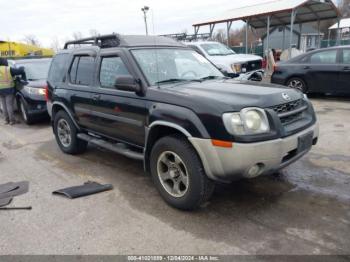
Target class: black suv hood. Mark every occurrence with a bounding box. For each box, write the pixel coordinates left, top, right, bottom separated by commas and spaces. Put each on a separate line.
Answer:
26, 79, 47, 88
151, 80, 303, 112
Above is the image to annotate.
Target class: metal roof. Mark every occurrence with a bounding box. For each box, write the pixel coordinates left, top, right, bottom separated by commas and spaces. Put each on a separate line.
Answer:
193, 0, 340, 29
329, 18, 350, 29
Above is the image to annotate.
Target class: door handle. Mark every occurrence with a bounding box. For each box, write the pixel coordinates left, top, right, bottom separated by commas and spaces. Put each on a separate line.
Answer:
303, 66, 311, 69
92, 94, 101, 100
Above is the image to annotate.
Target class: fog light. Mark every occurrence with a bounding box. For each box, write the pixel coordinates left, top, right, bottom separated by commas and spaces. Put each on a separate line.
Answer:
246, 163, 264, 178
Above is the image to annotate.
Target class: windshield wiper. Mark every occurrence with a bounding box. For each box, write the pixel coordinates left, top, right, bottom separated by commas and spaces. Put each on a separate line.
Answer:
198, 76, 226, 81
155, 78, 200, 84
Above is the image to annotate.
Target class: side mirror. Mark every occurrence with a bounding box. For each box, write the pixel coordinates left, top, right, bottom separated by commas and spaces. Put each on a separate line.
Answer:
114, 75, 142, 93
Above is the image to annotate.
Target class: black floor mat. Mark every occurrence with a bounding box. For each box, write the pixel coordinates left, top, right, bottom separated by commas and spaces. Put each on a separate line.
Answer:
0, 183, 19, 194
53, 181, 113, 199
0, 198, 12, 207
0, 181, 29, 200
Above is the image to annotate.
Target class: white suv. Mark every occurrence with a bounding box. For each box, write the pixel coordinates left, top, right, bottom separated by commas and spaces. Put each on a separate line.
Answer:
184, 41, 263, 79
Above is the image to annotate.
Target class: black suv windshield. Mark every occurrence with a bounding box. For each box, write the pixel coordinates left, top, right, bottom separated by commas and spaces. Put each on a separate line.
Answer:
18, 60, 52, 80
131, 48, 223, 85
200, 43, 235, 56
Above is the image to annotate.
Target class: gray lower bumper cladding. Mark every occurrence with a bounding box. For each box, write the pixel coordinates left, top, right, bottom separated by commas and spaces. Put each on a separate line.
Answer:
53, 181, 113, 199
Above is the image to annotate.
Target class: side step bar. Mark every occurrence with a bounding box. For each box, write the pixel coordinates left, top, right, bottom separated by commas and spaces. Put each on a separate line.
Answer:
77, 133, 144, 161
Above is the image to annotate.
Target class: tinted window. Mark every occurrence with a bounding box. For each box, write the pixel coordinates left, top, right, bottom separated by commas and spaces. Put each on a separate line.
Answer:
18, 60, 51, 80
69, 57, 79, 84
99, 57, 130, 88
75, 56, 95, 86
310, 50, 337, 64
342, 49, 350, 64
200, 43, 235, 56
48, 54, 68, 83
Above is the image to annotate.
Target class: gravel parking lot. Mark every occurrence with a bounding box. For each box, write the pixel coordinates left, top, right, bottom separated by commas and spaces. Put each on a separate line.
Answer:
0, 96, 349, 255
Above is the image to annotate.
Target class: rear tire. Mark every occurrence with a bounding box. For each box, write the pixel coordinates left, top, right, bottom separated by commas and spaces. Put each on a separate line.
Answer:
53, 110, 87, 154
286, 77, 307, 93
150, 134, 215, 210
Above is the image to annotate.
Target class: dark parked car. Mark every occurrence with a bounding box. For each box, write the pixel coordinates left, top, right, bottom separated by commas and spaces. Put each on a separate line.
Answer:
13, 58, 51, 124
271, 46, 350, 95
47, 34, 318, 210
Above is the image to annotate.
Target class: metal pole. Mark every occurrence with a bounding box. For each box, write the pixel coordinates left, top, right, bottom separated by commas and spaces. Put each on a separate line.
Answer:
226, 21, 232, 46
327, 30, 331, 47
289, 9, 296, 59
282, 26, 286, 50
299, 24, 303, 50
144, 13, 148, 35
245, 20, 249, 54
317, 20, 321, 49
209, 24, 215, 38
141, 7, 149, 36
266, 15, 270, 74
336, 19, 341, 46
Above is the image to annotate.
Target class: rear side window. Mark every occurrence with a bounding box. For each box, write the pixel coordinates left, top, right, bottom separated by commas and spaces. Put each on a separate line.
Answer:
342, 49, 350, 64
76, 56, 95, 86
99, 56, 131, 89
48, 53, 68, 83
310, 50, 337, 64
70, 56, 95, 86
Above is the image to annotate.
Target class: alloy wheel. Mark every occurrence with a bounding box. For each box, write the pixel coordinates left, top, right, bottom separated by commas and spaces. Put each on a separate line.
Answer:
57, 119, 72, 147
288, 79, 304, 91
157, 151, 189, 198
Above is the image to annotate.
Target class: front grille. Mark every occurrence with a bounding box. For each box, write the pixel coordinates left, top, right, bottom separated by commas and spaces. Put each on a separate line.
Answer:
271, 99, 302, 114
242, 60, 262, 72
270, 99, 306, 125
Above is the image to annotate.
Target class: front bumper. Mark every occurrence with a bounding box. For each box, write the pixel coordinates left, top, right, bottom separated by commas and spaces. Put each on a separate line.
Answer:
189, 123, 319, 182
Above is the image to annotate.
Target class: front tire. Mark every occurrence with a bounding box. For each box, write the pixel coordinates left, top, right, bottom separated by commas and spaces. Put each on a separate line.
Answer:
150, 135, 215, 210
18, 98, 34, 125
53, 110, 87, 154
287, 77, 307, 93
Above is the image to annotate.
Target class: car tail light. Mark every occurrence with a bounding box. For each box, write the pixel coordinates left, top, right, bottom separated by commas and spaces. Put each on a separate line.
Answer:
44, 84, 49, 101
273, 65, 278, 72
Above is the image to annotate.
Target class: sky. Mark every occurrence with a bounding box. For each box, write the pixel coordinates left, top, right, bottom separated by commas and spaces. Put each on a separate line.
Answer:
0, 0, 267, 48
1, 0, 339, 48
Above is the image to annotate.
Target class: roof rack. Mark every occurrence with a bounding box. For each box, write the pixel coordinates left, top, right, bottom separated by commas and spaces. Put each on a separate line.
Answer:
160, 33, 211, 42
63, 34, 121, 49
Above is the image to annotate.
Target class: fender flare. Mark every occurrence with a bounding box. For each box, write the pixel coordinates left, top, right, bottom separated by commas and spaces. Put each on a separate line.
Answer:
51, 101, 81, 130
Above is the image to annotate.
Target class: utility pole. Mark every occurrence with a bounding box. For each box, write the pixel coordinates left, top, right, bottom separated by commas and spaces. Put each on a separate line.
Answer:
141, 6, 150, 36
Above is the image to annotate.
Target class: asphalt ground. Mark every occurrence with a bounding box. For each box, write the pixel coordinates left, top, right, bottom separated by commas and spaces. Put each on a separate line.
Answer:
0, 96, 349, 255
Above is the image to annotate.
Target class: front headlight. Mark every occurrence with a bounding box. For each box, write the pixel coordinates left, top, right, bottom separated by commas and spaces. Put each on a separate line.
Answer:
223, 108, 270, 135
24, 86, 46, 96
231, 63, 241, 73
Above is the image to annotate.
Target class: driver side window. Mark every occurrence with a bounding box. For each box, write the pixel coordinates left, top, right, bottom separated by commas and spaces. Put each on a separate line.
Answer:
99, 56, 131, 89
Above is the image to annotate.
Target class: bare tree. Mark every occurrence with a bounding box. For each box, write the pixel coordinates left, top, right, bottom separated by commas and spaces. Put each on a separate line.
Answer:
89, 29, 99, 37
212, 29, 227, 44
23, 35, 41, 46
339, 0, 350, 17
50, 36, 61, 52
72, 31, 84, 40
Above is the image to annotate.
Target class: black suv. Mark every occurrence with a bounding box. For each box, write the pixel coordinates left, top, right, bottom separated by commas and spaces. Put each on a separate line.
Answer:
47, 34, 319, 210
12, 58, 51, 124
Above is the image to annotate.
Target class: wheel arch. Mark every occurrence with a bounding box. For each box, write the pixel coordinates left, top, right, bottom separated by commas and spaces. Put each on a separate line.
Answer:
144, 122, 192, 174
51, 102, 80, 130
